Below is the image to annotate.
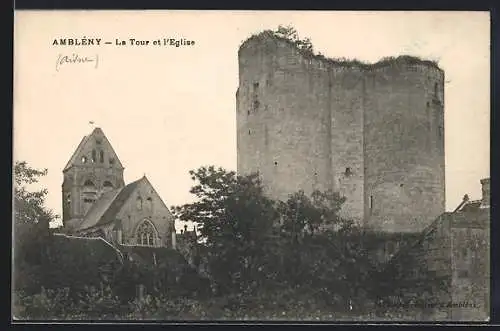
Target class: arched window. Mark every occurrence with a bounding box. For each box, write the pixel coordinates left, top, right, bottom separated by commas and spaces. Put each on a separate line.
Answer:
84, 180, 95, 187
99, 150, 104, 163
91, 150, 97, 163
83, 180, 97, 204
64, 193, 71, 214
136, 220, 157, 246
81, 156, 87, 163
136, 197, 143, 210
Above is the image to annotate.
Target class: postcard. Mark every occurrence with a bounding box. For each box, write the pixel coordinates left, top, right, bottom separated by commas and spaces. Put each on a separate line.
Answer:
12, 10, 490, 322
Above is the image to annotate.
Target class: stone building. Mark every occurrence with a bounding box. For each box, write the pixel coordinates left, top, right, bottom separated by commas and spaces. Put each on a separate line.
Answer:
61, 127, 177, 248
377, 178, 490, 321
236, 31, 445, 233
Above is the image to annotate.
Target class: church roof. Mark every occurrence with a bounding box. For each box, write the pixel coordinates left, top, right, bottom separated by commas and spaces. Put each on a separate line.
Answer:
95, 178, 143, 227
77, 188, 123, 230
63, 135, 89, 171
74, 177, 144, 232
63, 127, 124, 172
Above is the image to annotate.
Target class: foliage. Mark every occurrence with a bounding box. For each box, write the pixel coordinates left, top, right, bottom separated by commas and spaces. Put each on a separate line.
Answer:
171, 165, 381, 307
11, 162, 450, 320
13, 161, 57, 294
272, 25, 314, 52
14, 161, 57, 226
246, 26, 440, 70
172, 166, 280, 295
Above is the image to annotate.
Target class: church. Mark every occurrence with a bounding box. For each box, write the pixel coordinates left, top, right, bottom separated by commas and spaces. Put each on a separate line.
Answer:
60, 127, 177, 248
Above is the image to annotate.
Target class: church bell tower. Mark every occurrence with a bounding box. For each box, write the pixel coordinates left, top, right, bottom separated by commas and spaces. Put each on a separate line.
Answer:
61, 127, 125, 229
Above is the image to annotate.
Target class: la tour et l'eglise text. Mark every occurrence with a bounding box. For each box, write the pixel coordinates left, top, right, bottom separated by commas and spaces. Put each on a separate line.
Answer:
114, 38, 196, 47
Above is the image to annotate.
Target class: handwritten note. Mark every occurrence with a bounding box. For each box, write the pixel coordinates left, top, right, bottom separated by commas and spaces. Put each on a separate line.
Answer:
55, 53, 99, 72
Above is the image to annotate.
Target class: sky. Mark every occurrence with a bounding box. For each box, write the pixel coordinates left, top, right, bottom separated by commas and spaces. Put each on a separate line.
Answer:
13, 11, 490, 229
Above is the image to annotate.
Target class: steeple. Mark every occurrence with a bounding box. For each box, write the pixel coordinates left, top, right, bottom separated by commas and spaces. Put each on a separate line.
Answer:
62, 127, 125, 228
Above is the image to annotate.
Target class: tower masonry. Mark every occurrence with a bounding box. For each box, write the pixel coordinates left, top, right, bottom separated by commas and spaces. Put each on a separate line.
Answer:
61, 127, 125, 229
236, 31, 445, 233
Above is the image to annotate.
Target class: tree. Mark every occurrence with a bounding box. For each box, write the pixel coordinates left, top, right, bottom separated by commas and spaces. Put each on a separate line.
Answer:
172, 166, 280, 295
14, 161, 57, 226
272, 25, 314, 53
13, 161, 57, 293
276, 190, 348, 288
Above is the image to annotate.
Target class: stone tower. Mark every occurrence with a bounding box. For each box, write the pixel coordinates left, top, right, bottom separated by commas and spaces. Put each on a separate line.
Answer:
61, 127, 125, 229
236, 31, 445, 233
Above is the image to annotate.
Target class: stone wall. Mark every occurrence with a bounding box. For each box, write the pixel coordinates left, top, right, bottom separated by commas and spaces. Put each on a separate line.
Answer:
117, 179, 174, 248
364, 64, 445, 233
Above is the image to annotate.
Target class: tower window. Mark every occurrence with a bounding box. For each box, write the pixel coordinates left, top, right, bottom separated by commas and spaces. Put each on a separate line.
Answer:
137, 197, 143, 210
369, 196, 373, 212
253, 82, 259, 90
84, 180, 95, 187
99, 150, 104, 163
249, 129, 251, 135
345, 167, 352, 177
103, 181, 114, 192
91, 150, 97, 163
438, 125, 443, 139
81, 156, 87, 163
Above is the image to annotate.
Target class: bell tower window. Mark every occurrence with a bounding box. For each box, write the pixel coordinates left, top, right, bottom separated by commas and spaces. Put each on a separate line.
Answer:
103, 180, 114, 193
91, 150, 97, 163
99, 150, 104, 163
82, 180, 97, 214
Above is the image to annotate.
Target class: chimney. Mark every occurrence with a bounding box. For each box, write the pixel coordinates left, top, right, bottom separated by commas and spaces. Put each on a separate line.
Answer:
480, 178, 490, 208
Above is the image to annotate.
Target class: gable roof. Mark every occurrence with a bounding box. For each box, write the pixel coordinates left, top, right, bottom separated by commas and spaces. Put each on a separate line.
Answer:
63, 127, 124, 172
75, 188, 123, 230
95, 178, 143, 227
63, 135, 89, 171
73, 176, 173, 233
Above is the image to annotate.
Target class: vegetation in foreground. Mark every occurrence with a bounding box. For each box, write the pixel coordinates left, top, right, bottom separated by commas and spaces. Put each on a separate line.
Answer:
12, 161, 442, 321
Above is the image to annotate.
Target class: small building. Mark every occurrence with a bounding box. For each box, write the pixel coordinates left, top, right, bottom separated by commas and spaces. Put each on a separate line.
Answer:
376, 178, 490, 321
